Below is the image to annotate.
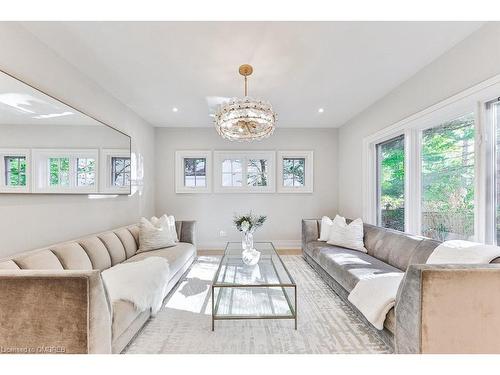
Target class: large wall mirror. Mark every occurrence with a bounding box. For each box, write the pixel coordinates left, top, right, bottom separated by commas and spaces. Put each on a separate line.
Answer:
0, 70, 131, 195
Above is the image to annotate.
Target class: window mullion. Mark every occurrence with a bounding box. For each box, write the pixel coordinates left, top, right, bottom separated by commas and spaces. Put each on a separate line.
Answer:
406, 128, 421, 235
475, 102, 488, 243
243, 157, 248, 190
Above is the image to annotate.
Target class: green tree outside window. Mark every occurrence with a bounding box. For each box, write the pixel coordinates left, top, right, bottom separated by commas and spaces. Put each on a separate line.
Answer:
5, 156, 27, 186
49, 157, 70, 187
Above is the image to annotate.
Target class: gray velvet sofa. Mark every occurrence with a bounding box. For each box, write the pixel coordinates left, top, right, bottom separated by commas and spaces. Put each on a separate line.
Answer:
302, 219, 500, 353
0, 220, 196, 354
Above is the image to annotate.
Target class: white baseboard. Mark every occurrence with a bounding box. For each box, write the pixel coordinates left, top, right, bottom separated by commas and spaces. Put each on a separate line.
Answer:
198, 239, 301, 251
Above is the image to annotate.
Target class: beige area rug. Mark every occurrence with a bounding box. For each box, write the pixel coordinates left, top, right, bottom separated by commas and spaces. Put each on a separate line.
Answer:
124, 256, 392, 354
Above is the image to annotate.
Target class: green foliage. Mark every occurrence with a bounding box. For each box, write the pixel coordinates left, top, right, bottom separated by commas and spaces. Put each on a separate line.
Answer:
421, 114, 475, 239
6, 156, 26, 186
49, 157, 70, 186
77, 158, 96, 186
283, 158, 305, 186
379, 113, 475, 239
233, 212, 267, 233
379, 136, 404, 211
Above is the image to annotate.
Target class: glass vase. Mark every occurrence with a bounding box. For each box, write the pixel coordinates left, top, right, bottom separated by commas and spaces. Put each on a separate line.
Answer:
241, 231, 254, 251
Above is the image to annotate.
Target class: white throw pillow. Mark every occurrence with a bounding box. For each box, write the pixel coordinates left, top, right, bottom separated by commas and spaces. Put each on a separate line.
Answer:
151, 214, 179, 242
318, 216, 334, 241
327, 216, 367, 253
167, 215, 179, 242
138, 217, 176, 253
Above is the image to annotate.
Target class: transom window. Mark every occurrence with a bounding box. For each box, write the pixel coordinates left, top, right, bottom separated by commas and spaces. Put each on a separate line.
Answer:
376, 135, 405, 232
184, 158, 207, 187
49, 157, 70, 187
77, 158, 96, 187
247, 159, 268, 187
283, 158, 305, 187
222, 159, 242, 187
277, 151, 313, 193
32, 149, 98, 193
214, 151, 275, 193
175, 151, 212, 193
4, 156, 26, 187
111, 157, 131, 187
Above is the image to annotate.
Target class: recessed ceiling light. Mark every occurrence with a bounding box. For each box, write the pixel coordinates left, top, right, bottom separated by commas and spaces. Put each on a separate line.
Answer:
318, 108, 324, 113
172, 107, 178, 112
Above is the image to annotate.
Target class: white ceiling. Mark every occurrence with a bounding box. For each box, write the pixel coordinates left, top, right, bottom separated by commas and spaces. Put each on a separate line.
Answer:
21, 22, 484, 128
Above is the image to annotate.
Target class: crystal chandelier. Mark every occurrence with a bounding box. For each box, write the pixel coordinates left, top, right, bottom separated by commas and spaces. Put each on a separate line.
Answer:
214, 64, 277, 141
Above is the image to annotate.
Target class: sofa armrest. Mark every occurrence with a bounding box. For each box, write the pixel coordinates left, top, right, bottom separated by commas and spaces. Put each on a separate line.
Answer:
177, 220, 196, 247
395, 264, 500, 354
0, 269, 111, 354
302, 219, 319, 251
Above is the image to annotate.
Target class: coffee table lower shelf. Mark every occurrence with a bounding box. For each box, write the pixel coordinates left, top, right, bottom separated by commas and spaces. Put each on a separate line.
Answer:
211, 284, 297, 331
211, 242, 297, 331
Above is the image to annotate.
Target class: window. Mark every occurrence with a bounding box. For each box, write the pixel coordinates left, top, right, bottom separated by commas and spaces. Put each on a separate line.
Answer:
175, 151, 212, 193
111, 157, 131, 187
222, 159, 242, 187
283, 158, 305, 187
49, 157, 70, 187
364, 77, 500, 243
32, 149, 98, 193
0, 149, 30, 192
184, 158, 206, 187
214, 151, 275, 193
376, 135, 405, 232
76, 158, 96, 187
421, 113, 475, 241
100, 149, 131, 193
4, 156, 27, 187
277, 151, 313, 193
247, 159, 268, 187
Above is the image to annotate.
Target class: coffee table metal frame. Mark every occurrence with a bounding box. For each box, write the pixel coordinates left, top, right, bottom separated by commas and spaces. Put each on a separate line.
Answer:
211, 241, 297, 331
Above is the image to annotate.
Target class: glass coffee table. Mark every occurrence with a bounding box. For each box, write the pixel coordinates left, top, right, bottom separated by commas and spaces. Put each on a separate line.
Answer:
211, 242, 297, 331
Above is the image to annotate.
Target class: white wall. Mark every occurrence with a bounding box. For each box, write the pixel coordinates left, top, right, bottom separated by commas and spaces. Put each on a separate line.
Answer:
155, 128, 338, 249
0, 24, 155, 258
0, 124, 129, 149
337, 22, 500, 219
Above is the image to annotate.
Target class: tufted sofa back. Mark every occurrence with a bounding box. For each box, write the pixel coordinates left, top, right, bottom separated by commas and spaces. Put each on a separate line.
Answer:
0, 224, 140, 271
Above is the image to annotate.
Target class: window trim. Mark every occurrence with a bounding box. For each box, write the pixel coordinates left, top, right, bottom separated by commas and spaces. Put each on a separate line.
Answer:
0, 148, 31, 193
363, 74, 500, 243
214, 151, 275, 193
32, 148, 99, 194
100, 149, 131, 194
175, 150, 212, 193
277, 151, 313, 193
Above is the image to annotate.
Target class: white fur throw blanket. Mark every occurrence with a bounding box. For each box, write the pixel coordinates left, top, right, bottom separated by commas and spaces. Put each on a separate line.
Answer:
348, 273, 404, 330
426, 240, 500, 264
102, 257, 170, 315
